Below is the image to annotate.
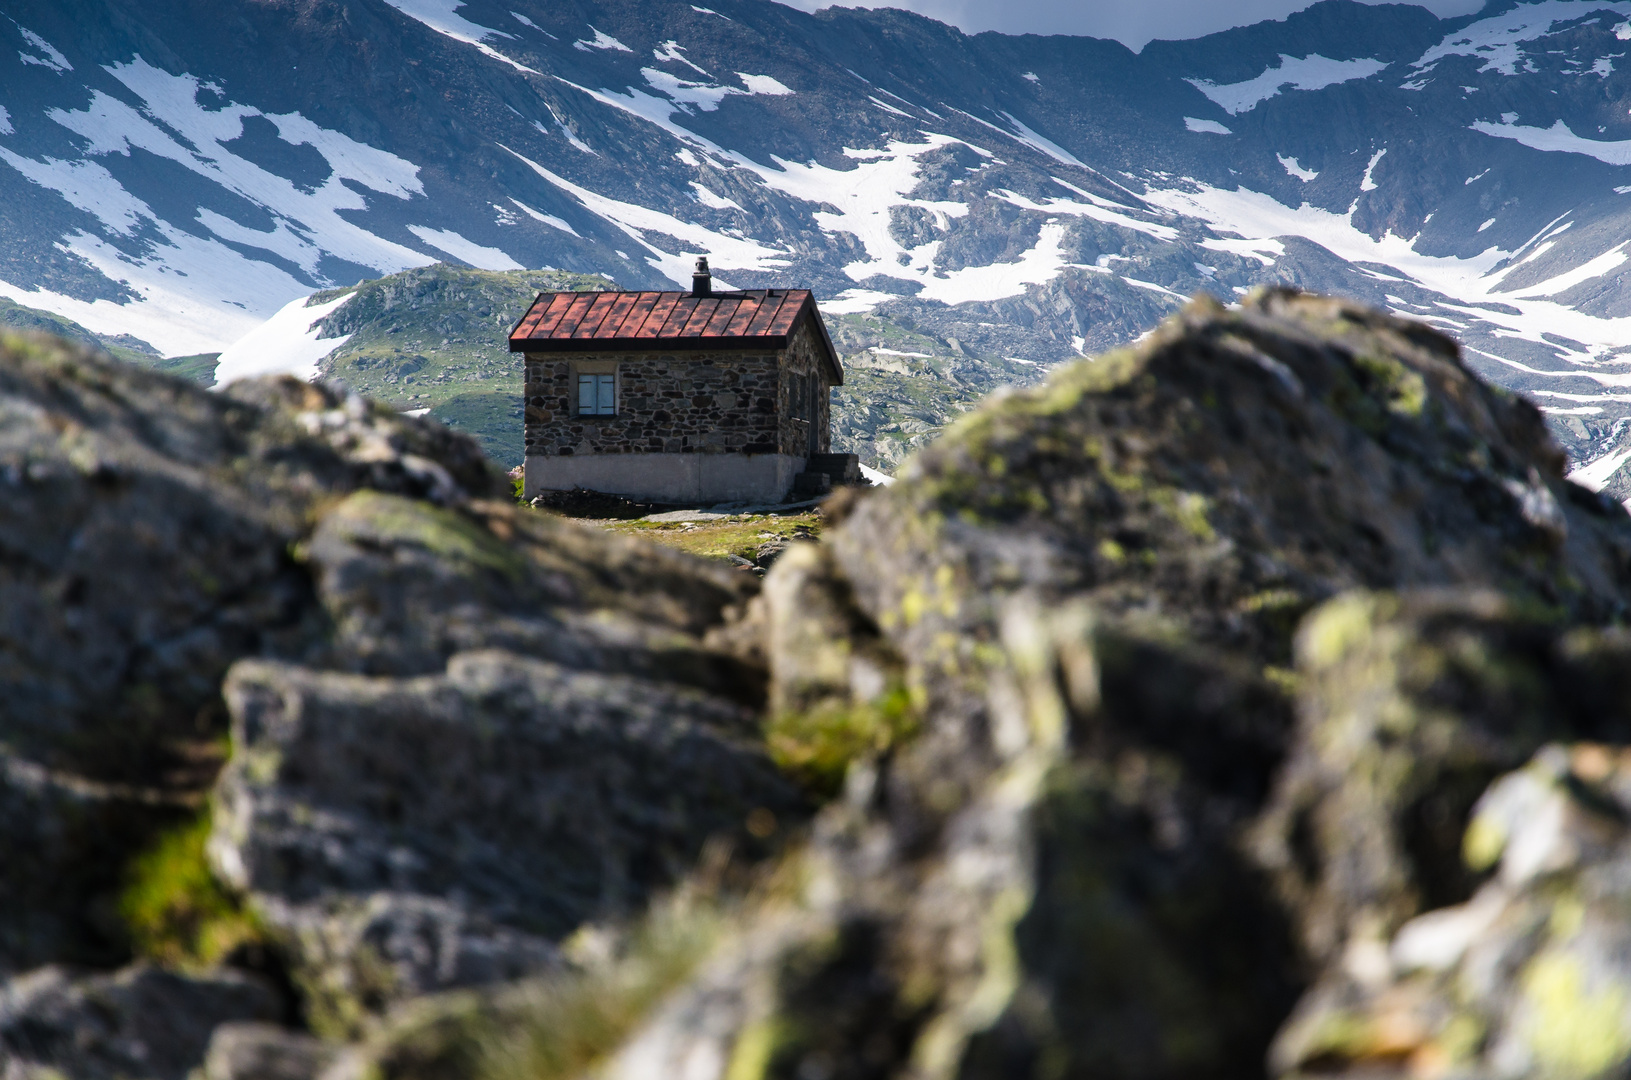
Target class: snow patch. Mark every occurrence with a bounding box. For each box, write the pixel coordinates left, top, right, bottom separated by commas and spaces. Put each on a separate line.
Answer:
0, 106, 11, 136
1186, 117, 1232, 135
997, 111, 1086, 168
655, 40, 710, 76
1361, 148, 1386, 191
860, 463, 895, 486
738, 73, 794, 96
508, 197, 580, 236
1570, 444, 1631, 491
503, 143, 790, 285
691, 6, 730, 17
1479, 218, 1497, 231
379, 0, 539, 73
1279, 154, 1318, 181
639, 68, 796, 114
576, 25, 633, 52
1508, 242, 1630, 298
0, 58, 436, 351
17, 26, 71, 72
1145, 178, 1631, 370
1417, 2, 1631, 76
407, 225, 523, 270
691, 182, 743, 211
1022, 72, 1039, 82
642, 68, 738, 111
992, 187, 1178, 242
214, 290, 357, 385
1187, 54, 1386, 115
1473, 117, 1631, 165
869, 96, 912, 118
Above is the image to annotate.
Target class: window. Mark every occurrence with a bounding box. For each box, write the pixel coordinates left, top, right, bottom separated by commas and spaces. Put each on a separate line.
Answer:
578, 373, 615, 415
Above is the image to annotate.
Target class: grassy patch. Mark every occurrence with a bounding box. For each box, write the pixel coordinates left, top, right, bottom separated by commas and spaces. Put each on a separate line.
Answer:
767, 686, 918, 798
150, 352, 220, 387
602, 512, 821, 564
120, 811, 262, 970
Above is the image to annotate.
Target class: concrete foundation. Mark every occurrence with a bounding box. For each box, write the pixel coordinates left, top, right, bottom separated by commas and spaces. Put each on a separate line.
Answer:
524, 452, 806, 505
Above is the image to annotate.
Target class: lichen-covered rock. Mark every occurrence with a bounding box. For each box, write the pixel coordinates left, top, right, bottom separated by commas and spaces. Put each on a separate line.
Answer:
16, 287, 1631, 1080
0, 333, 499, 790
210, 650, 801, 1033
1256, 589, 1631, 964
0, 331, 786, 1048
0, 331, 507, 973
299, 489, 760, 696
0, 964, 280, 1080
1272, 743, 1631, 1079
567, 289, 1631, 1080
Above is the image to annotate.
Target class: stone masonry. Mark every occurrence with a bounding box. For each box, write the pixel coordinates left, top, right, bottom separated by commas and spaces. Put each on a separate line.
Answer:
522, 319, 832, 461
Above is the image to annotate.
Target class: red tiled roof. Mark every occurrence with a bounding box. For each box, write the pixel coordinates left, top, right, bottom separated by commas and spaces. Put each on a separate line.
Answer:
508, 288, 842, 383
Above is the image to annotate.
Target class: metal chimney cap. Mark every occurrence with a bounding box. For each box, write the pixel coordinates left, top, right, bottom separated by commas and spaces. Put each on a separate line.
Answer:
691, 255, 712, 297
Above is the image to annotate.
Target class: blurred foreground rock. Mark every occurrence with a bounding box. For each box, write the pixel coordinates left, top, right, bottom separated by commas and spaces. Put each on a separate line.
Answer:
11, 288, 1631, 1079
0, 330, 790, 1076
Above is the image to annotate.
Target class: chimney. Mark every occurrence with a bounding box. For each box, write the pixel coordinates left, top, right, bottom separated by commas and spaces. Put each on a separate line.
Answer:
691, 256, 712, 298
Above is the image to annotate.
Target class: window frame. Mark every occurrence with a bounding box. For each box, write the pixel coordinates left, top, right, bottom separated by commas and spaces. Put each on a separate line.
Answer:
571, 360, 619, 417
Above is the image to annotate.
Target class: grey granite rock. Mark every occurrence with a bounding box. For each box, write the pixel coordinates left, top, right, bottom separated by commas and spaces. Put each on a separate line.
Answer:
0, 965, 279, 1080
210, 650, 801, 1033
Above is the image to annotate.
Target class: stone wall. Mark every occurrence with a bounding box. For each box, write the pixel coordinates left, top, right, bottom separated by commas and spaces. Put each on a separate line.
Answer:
523, 350, 779, 458
522, 313, 836, 462
775, 318, 833, 457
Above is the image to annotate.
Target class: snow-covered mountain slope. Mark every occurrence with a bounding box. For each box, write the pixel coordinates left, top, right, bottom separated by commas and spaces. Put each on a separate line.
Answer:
8, 0, 1631, 491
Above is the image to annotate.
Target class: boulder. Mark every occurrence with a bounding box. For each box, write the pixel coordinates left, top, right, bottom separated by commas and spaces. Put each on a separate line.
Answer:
210, 650, 800, 1034
0, 331, 789, 1050
1273, 742, 1631, 1079
568, 289, 1631, 1080
0, 332, 504, 972
0, 964, 280, 1080
0, 333, 498, 790
200, 1023, 351, 1080
1256, 589, 1631, 963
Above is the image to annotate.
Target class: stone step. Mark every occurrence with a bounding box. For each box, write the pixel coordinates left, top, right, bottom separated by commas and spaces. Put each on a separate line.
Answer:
804, 453, 861, 485
792, 471, 833, 497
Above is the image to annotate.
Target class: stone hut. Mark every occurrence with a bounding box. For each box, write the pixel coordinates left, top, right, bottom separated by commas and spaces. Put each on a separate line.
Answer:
509, 258, 858, 504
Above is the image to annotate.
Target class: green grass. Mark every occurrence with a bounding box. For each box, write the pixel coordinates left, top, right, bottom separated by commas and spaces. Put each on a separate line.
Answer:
602, 512, 821, 563
151, 352, 221, 387
119, 811, 263, 970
